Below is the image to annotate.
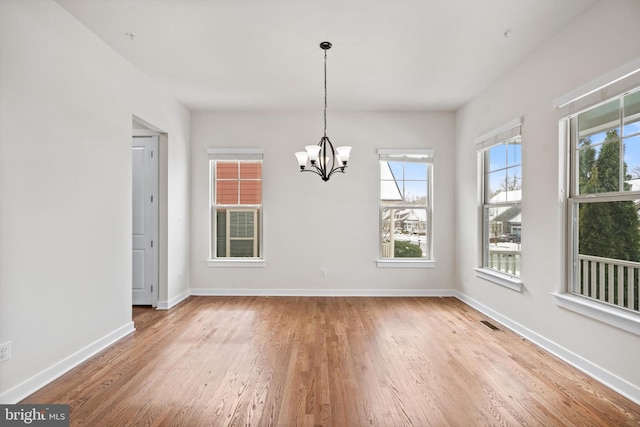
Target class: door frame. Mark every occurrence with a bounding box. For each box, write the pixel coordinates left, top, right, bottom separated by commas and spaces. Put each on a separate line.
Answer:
133, 115, 168, 309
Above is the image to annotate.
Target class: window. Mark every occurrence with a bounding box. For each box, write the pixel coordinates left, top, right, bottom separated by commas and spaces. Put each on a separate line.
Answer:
553, 59, 640, 335
378, 149, 433, 267
475, 118, 523, 289
566, 89, 640, 315
208, 149, 263, 264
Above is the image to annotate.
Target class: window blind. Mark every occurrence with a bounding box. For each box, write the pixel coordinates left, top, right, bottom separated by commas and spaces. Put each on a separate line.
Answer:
378, 148, 434, 163
474, 117, 523, 151
207, 148, 263, 160
554, 56, 640, 117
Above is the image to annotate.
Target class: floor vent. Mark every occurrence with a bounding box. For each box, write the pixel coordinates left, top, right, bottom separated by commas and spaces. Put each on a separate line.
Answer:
481, 320, 500, 331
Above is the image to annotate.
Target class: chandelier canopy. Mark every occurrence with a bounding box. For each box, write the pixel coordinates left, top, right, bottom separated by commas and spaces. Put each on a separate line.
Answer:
295, 42, 351, 182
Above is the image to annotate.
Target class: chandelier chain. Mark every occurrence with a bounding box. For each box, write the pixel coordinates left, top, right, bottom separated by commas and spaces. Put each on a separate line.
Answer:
323, 48, 327, 137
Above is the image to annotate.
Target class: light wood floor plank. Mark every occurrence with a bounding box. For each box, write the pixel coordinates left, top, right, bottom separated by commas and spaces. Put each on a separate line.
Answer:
21, 296, 640, 426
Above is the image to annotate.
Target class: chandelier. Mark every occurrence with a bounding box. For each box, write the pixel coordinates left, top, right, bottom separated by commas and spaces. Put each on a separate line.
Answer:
295, 41, 351, 182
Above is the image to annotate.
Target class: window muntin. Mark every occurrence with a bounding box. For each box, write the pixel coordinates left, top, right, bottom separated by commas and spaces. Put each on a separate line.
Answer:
211, 159, 262, 259
379, 152, 432, 260
480, 136, 522, 278
568, 88, 640, 313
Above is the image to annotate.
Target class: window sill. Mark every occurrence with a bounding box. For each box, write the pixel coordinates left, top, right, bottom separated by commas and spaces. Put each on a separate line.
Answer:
552, 292, 640, 336
207, 259, 266, 268
376, 259, 436, 268
474, 268, 523, 292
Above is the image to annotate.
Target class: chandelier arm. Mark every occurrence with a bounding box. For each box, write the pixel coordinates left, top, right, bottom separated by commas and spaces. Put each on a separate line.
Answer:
320, 136, 335, 177
325, 166, 346, 179
300, 168, 324, 178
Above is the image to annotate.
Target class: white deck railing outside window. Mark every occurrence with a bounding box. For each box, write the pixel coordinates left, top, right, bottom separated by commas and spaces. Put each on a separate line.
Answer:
382, 242, 392, 258
487, 250, 520, 276
577, 254, 640, 312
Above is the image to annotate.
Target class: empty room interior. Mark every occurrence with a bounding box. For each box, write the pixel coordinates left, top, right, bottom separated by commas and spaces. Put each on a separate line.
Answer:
2, 0, 640, 425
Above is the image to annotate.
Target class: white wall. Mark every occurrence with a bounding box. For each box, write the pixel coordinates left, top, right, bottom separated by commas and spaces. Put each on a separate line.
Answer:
0, 0, 190, 402
190, 111, 455, 294
455, 0, 640, 399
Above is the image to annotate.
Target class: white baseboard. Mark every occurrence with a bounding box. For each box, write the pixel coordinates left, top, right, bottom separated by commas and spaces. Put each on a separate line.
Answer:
0, 322, 135, 404
454, 291, 640, 406
189, 288, 457, 297
156, 289, 190, 310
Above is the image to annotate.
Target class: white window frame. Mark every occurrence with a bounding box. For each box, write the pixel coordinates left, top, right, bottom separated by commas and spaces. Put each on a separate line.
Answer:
554, 57, 640, 336
377, 148, 435, 268
207, 148, 265, 268
475, 117, 524, 291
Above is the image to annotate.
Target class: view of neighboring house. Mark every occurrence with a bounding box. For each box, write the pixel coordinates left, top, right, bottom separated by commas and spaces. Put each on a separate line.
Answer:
488, 189, 521, 241
396, 208, 427, 234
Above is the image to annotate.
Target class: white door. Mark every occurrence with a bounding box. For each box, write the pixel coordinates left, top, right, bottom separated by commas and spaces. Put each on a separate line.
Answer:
132, 136, 158, 306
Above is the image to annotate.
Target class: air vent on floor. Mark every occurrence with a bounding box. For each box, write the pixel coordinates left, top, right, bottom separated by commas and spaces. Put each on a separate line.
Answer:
481, 320, 500, 331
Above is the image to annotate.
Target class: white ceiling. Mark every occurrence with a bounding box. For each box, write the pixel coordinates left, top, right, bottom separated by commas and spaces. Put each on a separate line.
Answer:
56, 0, 597, 112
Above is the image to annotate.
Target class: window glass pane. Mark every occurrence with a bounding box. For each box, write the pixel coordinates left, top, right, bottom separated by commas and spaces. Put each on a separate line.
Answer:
380, 181, 402, 202
216, 162, 238, 179
229, 240, 255, 257
577, 141, 599, 193
624, 90, 640, 137
381, 160, 428, 204
381, 208, 393, 257
574, 200, 640, 311
240, 161, 261, 179
581, 129, 621, 147
578, 98, 620, 138
486, 169, 506, 200
506, 140, 522, 167
487, 144, 506, 171
215, 209, 226, 257
380, 207, 427, 259
578, 135, 593, 149
216, 180, 238, 204
577, 201, 640, 261
624, 135, 640, 183
402, 180, 428, 204
403, 162, 427, 180
229, 211, 255, 238
506, 165, 522, 202
239, 180, 262, 204
578, 139, 621, 194
485, 141, 522, 204
625, 120, 640, 139
485, 206, 521, 276
388, 161, 404, 180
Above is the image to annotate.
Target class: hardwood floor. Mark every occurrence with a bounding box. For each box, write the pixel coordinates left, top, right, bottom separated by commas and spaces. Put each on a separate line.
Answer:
22, 296, 640, 426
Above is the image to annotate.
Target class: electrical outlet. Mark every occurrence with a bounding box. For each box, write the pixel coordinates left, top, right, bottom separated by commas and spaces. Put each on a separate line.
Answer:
320, 268, 328, 277
0, 341, 11, 363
